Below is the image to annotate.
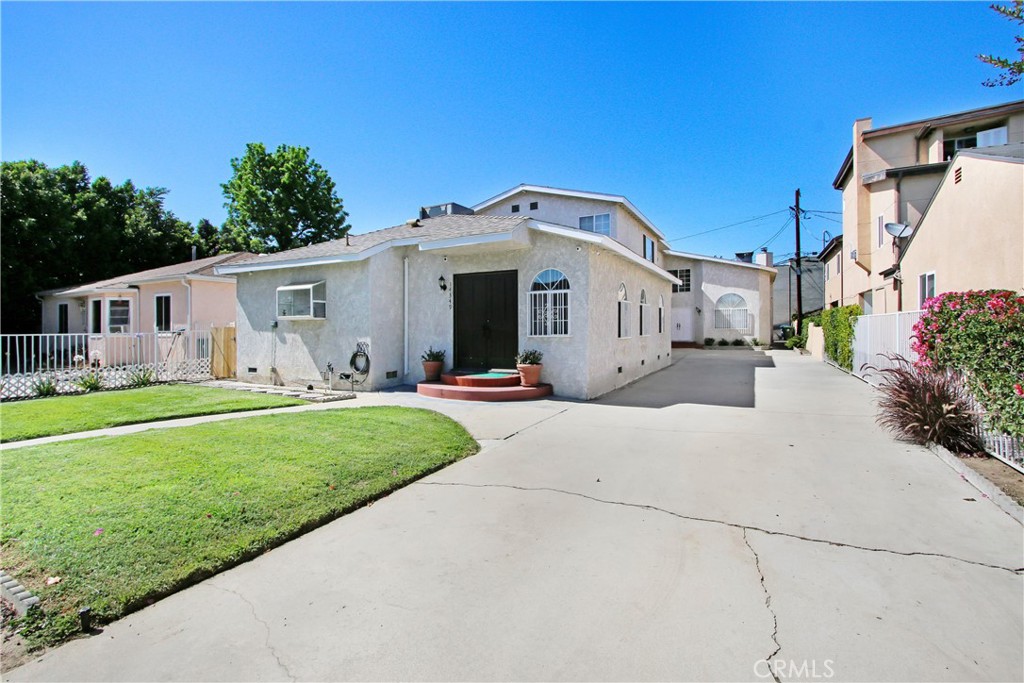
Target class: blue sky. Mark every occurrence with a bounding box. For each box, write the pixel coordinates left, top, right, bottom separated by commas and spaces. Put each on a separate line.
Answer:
2, 2, 1020, 259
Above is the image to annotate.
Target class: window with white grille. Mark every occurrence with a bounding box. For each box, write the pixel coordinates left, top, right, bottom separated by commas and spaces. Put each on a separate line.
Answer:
529, 269, 570, 336
617, 283, 631, 338
714, 293, 750, 330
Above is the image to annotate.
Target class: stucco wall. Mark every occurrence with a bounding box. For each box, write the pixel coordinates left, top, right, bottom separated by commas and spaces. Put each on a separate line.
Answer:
901, 154, 1024, 308
585, 244, 672, 398
404, 230, 594, 398
40, 297, 88, 334
188, 280, 238, 328
476, 192, 661, 265
235, 263, 371, 389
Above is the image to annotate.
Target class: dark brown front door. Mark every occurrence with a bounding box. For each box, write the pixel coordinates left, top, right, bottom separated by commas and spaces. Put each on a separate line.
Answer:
454, 270, 518, 370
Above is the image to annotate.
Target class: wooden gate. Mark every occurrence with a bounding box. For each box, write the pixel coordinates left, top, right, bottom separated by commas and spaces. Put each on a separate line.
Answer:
210, 326, 237, 379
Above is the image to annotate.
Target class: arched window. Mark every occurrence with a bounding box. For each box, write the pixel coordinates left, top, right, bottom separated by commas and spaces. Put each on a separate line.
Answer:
530, 269, 570, 336
618, 283, 631, 338
639, 289, 650, 336
658, 295, 665, 334
715, 293, 750, 330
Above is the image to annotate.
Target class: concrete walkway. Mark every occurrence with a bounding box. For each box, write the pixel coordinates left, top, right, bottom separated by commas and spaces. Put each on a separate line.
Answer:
6, 351, 1023, 681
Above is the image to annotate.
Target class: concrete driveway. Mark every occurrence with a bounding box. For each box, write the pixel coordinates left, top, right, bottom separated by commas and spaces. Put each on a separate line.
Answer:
7, 350, 1023, 682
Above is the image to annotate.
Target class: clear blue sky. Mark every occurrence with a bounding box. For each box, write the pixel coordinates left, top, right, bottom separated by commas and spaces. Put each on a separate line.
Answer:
3, 2, 1020, 259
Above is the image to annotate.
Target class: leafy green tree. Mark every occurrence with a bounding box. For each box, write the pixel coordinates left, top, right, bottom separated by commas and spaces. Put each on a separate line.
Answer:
221, 143, 351, 253
194, 218, 221, 257
978, 1, 1024, 86
0, 160, 196, 333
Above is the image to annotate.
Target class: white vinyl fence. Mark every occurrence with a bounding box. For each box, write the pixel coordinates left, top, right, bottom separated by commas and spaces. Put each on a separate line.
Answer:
851, 311, 1023, 474
1, 330, 212, 401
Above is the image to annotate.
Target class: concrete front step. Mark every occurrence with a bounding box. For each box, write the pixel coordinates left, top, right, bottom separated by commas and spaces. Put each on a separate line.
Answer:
417, 381, 552, 402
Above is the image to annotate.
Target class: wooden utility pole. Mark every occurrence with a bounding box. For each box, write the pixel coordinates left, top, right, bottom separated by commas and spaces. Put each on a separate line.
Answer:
793, 189, 803, 334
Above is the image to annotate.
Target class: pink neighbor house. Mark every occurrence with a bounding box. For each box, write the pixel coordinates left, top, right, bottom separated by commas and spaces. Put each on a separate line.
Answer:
37, 253, 252, 335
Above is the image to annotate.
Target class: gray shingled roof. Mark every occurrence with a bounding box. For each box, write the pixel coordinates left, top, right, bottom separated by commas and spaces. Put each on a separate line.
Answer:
43, 252, 253, 296
227, 214, 530, 267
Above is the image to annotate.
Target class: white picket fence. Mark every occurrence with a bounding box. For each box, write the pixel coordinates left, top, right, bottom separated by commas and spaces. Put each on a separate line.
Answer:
851, 311, 1023, 474
1, 330, 212, 401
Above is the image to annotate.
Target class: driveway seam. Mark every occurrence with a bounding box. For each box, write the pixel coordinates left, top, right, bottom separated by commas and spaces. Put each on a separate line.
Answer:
417, 481, 1024, 574
205, 582, 296, 682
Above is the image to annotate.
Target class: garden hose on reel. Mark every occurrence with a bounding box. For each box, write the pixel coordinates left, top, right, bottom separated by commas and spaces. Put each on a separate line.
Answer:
340, 342, 370, 391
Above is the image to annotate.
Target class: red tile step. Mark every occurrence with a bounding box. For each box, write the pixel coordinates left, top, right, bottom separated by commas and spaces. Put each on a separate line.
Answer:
441, 371, 521, 388
417, 381, 553, 402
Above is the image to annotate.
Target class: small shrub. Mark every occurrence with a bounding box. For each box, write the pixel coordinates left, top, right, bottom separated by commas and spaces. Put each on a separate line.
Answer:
421, 347, 445, 362
127, 367, 156, 388
785, 333, 807, 350
32, 376, 58, 398
75, 372, 104, 393
704, 337, 715, 346
731, 338, 745, 346
515, 349, 543, 365
866, 354, 982, 454
716, 339, 729, 346
749, 339, 762, 347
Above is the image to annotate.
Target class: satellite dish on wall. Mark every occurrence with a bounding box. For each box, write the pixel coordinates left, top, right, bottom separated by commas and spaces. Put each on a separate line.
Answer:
884, 222, 913, 238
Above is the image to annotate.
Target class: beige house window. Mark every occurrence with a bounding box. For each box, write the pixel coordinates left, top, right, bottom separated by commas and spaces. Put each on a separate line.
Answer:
529, 269, 570, 337
617, 283, 631, 338
580, 213, 611, 236
714, 293, 750, 331
919, 272, 936, 308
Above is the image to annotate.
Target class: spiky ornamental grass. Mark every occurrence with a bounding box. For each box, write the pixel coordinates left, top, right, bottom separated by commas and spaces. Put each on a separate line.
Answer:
866, 354, 983, 454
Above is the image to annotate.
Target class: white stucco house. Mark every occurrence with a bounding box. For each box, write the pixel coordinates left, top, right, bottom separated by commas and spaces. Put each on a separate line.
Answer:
217, 185, 776, 399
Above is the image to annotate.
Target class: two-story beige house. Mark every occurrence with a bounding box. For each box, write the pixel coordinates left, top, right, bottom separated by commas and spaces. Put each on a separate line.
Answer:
831, 100, 1024, 312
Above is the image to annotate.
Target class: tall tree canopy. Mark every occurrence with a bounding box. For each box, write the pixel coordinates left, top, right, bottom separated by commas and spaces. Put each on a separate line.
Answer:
221, 143, 351, 253
0, 160, 197, 333
978, 1, 1024, 86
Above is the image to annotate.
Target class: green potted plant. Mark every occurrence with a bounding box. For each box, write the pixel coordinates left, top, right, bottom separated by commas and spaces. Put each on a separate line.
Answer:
421, 347, 445, 381
515, 349, 544, 387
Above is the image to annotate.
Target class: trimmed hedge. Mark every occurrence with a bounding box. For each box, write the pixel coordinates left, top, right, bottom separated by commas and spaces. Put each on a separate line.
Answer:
911, 290, 1024, 440
820, 305, 861, 370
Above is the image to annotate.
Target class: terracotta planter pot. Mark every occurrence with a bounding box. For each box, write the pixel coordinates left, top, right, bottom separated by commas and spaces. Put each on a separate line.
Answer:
517, 363, 542, 387
422, 360, 443, 381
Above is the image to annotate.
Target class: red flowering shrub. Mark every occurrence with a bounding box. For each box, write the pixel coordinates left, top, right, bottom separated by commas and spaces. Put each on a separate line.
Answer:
912, 290, 1024, 439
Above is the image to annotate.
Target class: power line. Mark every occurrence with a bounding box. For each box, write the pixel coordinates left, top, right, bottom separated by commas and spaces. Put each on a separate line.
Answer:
757, 216, 794, 250
670, 208, 789, 241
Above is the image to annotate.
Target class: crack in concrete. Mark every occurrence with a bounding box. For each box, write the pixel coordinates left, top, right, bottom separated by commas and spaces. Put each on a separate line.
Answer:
743, 529, 782, 683
500, 408, 571, 440
417, 481, 1024, 575
206, 582, 296, 682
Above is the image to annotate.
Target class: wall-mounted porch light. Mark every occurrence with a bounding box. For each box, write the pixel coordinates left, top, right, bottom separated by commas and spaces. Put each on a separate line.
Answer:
438, 276, 448, 292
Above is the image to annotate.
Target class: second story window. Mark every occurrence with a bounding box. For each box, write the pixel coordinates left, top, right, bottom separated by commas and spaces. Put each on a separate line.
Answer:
511, 204, 520, 213
669, 269, 691, 293
579, 213, 610, 236
643, 235, 656, 262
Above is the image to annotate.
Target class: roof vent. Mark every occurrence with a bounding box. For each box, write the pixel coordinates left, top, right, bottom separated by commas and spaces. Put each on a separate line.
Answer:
419, 202, 475, 220
734, 251, 754, 263
406, 219, 422, 227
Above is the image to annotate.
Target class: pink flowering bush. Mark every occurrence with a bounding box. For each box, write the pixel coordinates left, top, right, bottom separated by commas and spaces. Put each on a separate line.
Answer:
912, 290, 1024, 439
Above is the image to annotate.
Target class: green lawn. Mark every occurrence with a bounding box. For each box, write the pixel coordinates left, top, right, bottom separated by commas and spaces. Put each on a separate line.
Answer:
1, 407, 478, 646
0, 385, 306, 442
